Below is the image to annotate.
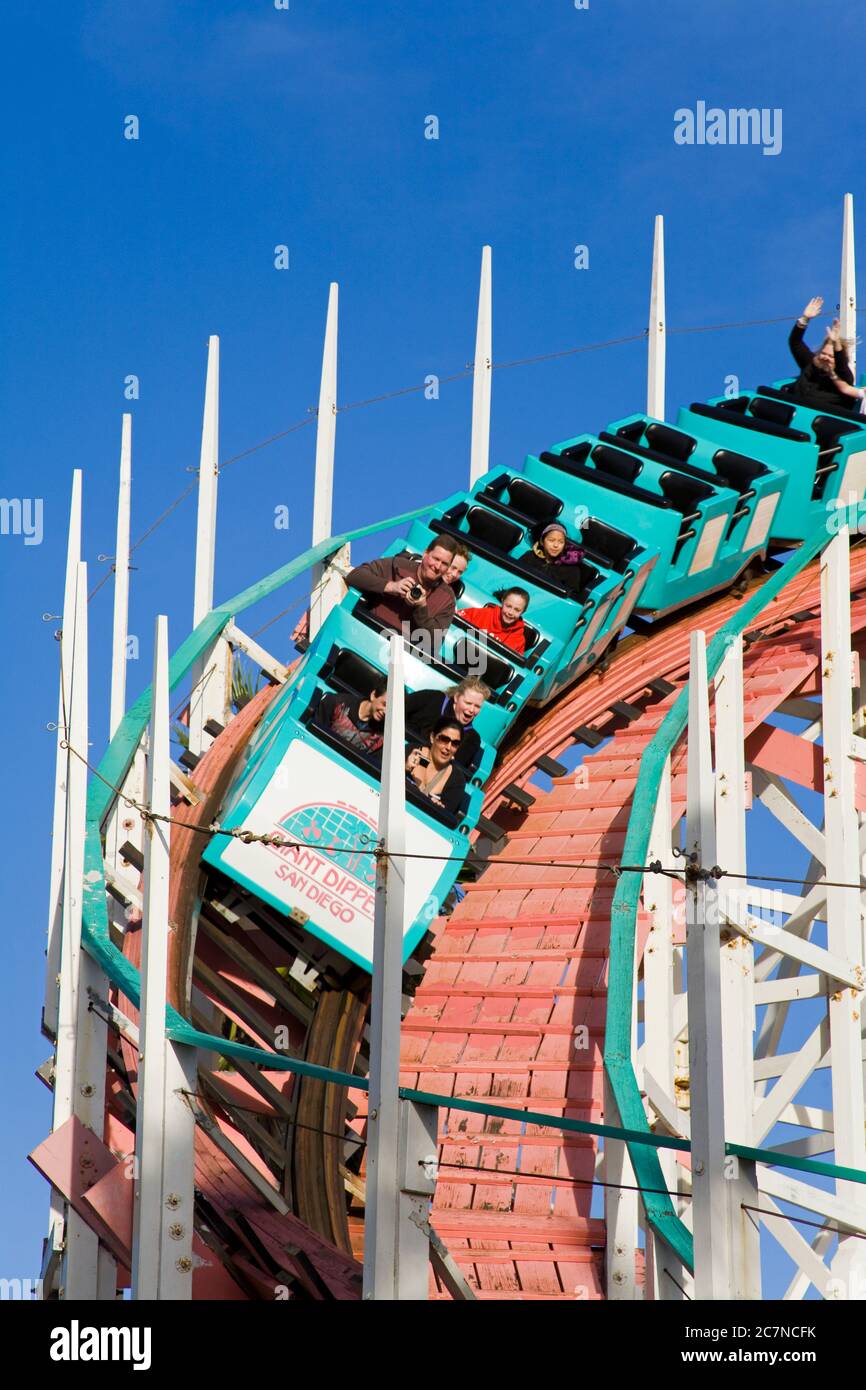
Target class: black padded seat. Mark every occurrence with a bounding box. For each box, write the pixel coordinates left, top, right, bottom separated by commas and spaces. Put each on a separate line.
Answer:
811, 414, 864, 449
758, 383, 861, 421
600, 431, 728, 490
689, 402, 811, 444
539, 451, 673, 511
749, 395, 796, 428
658, 470, 715, 513
477, 475, 562, 530
579, 517, 641, 572
507, 477, 562, 524
589, 443, 643, 483
710, 449, 769, 490
644, 422, 697, 463
447, 623, 514, 690
451, 579, 465, 601
465, 505, 524, 552
331, 648, 385, 696
429, 518, 574, 598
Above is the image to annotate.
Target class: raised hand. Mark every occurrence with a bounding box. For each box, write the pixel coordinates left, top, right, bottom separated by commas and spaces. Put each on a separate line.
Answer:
802, 296, 824, 320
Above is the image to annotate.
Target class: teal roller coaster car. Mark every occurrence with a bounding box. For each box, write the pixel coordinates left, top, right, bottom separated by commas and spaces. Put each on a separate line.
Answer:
203, 382, 866, 973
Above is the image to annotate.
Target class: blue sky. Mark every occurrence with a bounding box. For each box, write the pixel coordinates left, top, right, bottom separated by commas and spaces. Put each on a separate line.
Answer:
0, 0, 861, 1294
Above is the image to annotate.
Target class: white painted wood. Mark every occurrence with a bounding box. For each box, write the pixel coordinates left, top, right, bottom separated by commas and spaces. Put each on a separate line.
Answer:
44, 471, 81, 1040
189, 336, 230, 755
469, 245, 492, 487
685, 629, 731, 1299
224, 621, 290, 683
52, 561, 108, 1299
840, 192, 857, 380
647, 215, 666, 421
363, 633, 409, 1299
132, 616, 194, 1299
820, 527, 866, 1293
604, 1080, 639, 1299
109, 414, 132, 739
309, 283, 345, 638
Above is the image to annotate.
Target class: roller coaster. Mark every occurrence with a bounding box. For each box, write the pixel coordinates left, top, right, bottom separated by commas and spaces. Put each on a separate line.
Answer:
33, 214, 866, 1301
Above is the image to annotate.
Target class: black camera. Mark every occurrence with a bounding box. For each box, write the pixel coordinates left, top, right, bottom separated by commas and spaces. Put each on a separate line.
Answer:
408, 583, 424, 601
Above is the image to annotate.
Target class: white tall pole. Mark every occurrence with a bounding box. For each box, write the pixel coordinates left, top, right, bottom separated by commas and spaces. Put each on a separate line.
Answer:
309, 283, 345, 638
469, 245, 492, 487
189, 336, 230, 756
840, 193, 857, 380
685, 630, 731, 1300
52, 560, 107, 1298
109, 414, 132, 739
363, 632, 408, 1300
132, 615, 196, 1300
821, 528, 866, 1298
714, 636, 760, 1299
647, 215, 666, 421
104, 415, 146, 893
43, 471, 82, 1040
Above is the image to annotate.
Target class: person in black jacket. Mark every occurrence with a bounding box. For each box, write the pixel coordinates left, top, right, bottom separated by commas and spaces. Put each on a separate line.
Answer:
404, 676, 491, 771
519, 521, 586, 596
788, 297, 862, 413
405, 717, 467, 815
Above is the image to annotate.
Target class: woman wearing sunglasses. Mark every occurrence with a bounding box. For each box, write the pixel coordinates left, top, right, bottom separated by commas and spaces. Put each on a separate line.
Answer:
405, 716, 466, 814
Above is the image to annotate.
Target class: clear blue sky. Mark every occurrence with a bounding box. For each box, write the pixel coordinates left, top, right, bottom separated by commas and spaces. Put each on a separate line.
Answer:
0, 0, 859, 1294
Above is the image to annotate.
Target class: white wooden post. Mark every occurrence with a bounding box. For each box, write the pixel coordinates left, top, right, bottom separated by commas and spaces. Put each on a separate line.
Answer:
840, 193, 857, 380
103, 416, 147, 910
43, 471, 81, 1040
363, 632, 413, 1299
52, 561, 112, 1298
641, 753, 690, 1298
647, 215, 666, 421
469, 246, 493, 487
820, 529, 866, 1298
189, 336, 230, 756
685, 630, 731, 1299
132, 615, 196, 1300
309, 283, 347, 638
714, 635, 760, 1299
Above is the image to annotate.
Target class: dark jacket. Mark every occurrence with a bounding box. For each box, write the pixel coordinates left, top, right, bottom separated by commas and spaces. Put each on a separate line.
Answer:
788, 321, 856, 413
347, 555, 456, 649
519, 547, 586, 596
405, 689, 482, 770
406, 752, 467, 816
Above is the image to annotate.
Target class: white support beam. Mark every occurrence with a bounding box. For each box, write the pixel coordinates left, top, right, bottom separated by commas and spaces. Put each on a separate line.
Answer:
132, 616, 195, 1300
52, 560, 112, 1299
43, 471, 82, 1041
469, 245, 492, 487
309, 283, 346, 638
685, 629, 731, 1299
820, 527, 866, 1292
109, 414, 132, 739
363, 633, 413, 1300
840, 192, 857, 380
647, 215, 666, 421
189, 336, 230, 756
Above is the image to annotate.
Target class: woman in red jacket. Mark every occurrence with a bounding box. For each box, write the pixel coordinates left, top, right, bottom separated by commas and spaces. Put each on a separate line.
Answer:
458, 587, 530, 655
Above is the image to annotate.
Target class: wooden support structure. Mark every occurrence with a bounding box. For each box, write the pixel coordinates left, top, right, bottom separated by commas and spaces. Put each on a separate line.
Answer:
132, 616, 197, 1300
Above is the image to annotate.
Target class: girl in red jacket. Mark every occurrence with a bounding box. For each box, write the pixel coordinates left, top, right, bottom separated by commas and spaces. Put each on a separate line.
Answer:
458, 587, 530, 655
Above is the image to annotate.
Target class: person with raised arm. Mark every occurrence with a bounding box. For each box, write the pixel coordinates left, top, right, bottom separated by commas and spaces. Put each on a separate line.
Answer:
788, 297, 861, 413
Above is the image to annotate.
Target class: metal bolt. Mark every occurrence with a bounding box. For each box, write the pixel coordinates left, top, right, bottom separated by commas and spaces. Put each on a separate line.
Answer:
80, 1083, 95, 1098
165, 1192, 181, 1210
175, 1256, 192, 1274
168, 1222, 185, 1240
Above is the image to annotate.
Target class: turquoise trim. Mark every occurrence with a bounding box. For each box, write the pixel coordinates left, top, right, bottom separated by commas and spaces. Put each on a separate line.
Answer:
604, 522, 834, 1272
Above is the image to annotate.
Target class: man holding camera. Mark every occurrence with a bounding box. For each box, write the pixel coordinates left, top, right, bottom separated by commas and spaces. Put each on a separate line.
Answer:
347, 536, 459, 652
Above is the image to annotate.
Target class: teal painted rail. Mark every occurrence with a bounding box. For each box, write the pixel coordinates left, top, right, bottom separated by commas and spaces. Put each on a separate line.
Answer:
604, 522, 836, 1272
